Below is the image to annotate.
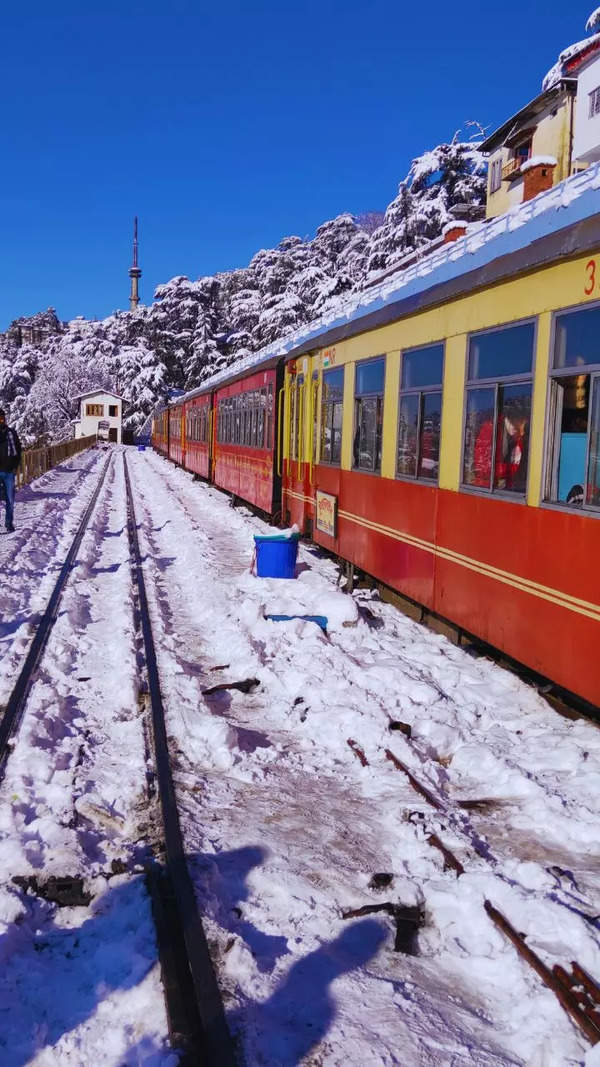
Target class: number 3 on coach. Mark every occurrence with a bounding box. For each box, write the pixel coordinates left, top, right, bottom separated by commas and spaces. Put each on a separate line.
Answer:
584, 258, 597, 295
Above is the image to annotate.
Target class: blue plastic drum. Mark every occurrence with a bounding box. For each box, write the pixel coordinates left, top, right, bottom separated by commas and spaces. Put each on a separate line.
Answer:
254, 534, 299, 578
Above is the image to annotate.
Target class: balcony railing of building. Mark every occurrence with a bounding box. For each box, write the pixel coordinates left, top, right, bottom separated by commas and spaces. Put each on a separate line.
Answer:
502, 156, 526, 181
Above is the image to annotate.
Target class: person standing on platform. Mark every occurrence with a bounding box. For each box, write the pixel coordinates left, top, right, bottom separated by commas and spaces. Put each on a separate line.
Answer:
0, 408, 22, 532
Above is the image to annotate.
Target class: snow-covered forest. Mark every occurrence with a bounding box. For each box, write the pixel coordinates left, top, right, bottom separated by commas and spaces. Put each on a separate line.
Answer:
0, 139, 485, 444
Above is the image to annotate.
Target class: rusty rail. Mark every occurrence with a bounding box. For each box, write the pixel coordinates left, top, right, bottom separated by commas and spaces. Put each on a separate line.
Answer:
485, 901, 600, 1046
384, 748, 444, 810
16, 435, 96, 489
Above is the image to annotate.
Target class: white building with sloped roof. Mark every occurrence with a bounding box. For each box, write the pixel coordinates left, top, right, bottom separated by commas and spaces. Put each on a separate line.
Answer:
72, 390, 124, 444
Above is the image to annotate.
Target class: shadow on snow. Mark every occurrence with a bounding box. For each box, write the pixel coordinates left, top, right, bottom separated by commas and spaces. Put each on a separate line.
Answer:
0, 846, 387, 1064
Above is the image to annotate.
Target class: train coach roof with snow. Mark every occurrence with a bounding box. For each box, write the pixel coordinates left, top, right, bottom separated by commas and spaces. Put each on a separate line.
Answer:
72, 390, 124, 444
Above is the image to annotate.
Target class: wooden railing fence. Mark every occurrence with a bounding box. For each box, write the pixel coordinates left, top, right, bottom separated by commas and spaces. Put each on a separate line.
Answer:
16, 435, 97, 489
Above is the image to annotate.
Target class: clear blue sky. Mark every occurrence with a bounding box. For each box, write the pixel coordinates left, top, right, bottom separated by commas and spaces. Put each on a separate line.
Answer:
0, 1, 593, 330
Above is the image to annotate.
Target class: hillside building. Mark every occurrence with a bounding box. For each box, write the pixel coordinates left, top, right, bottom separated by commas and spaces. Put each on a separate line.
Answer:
72, 390, 124, 444
482, 26, 600, 219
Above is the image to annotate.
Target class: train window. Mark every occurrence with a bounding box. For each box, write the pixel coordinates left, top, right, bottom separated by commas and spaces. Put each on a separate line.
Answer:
311, 371, 319, 463
267, 384, 274, 449
290, 376, 304, 462
397, 343, 443, 481
321, 367, 344, 465
545, 305, 600, 509
468, 323, 534, 380
241, 393, 247, 446
252, 391, 259, 447
353, 357, 385, 473
230, 395, 236, 444
463, 323, 535, 494
251, 391, 257, 447
258, 388, 266, 449
249, 392, 256, 447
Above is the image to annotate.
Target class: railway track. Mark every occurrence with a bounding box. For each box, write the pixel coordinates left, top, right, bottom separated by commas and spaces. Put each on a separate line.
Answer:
0, 450, 235, 1064
123, 452, 235, 1065
346, 735, 600, 1049
0, 453, 112, 775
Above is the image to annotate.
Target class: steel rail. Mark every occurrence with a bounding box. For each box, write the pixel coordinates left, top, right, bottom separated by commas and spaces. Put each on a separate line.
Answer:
356, 734, 600, 1046
0, 454, 112, 773
122, 453, 235, 1066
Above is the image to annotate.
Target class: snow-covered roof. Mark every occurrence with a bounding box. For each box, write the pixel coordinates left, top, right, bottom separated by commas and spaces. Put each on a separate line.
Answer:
71, 389, 125, 402
542, 31, 600, 91
520, 155, 557, 172
179, 161, 600, 402
588, 6, 600, 33
480, 87, 565, 153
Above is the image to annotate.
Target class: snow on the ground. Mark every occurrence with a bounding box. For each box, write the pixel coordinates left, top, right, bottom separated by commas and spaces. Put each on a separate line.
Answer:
127, 448, 600, 1067
0, 449, 175, 1066
1, 444, 599, 1066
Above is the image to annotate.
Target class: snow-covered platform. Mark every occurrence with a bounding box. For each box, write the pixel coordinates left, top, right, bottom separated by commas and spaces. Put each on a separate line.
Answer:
0, 446, 599, 1066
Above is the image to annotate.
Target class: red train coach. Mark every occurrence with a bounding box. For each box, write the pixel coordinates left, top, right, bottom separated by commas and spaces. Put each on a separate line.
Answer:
168, 403, 185, 468
212, 361, 282, 515
152, 407, 170, 457
184, 390, 212, 480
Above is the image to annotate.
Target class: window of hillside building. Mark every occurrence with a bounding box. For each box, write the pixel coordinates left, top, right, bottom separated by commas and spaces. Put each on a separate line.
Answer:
490, 157, 502, 194
397, 343, 444, 481
108, 405, 118, 417
353, 357, 385, 473
589, 86, 600, 118
86, 404, 104, 417
514, 139, 532, 167
462, 322, 535, 494
545, 304, 600, 509
320, 366, 344, 465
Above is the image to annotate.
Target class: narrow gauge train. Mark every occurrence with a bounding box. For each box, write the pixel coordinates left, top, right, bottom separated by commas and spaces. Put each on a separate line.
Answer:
153, 172, 600, 709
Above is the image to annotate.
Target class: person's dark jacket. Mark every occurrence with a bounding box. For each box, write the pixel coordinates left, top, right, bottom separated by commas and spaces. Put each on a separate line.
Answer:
0, 425, 22, 473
